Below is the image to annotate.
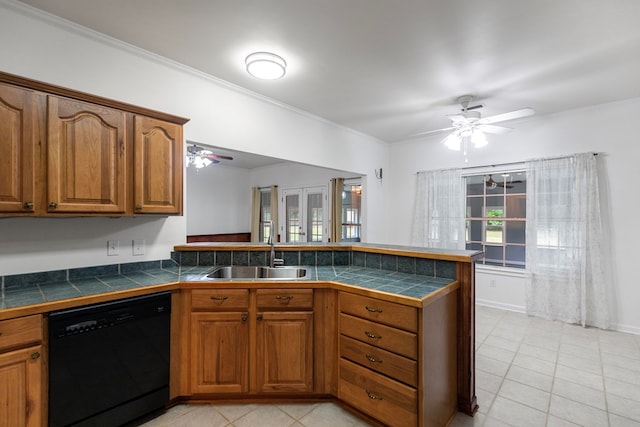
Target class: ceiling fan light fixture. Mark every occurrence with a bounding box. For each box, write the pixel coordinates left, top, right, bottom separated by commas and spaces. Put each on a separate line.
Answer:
245, 52, 287, 80
443, 132, 462, 151
471, 129, 488, 148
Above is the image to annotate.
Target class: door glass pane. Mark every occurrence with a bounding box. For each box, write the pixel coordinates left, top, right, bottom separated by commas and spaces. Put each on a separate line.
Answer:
286, 194, 300, 242
307, 193, 323, 242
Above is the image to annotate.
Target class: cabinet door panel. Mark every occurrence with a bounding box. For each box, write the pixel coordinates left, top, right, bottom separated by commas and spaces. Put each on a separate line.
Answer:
134, 116, 182, 214
0, 83, 38, 214
256, 311, 313, 393
0, 345, 43, 427
190, 312, 249, 394
47, 96, 127, 213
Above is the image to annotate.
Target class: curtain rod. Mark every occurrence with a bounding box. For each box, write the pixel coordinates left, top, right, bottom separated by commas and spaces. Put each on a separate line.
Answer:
416, 152, 598, 175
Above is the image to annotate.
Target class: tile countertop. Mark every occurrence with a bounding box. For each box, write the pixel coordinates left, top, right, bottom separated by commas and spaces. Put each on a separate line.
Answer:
1, 264, 454, 311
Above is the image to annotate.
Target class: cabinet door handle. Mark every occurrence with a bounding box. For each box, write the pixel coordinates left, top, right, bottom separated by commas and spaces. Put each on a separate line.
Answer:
257, 313, 263, 321
364, 331, 382, 339
49, 202, 57, 209
365, 390, 383, 400
135, 204, 142, 211
275, 295, 293, 302
210, 296, 228, 301
31, 351, 41, 360
241, 313, 248, 322
365, 306, 383, 313
23, 202, 34, 209
365, 354, 383, 363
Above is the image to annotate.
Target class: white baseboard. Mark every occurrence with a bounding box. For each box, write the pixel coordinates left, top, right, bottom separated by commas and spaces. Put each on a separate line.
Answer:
610, 323, 640, 336
476, 299, 525, 314
476, 300, 640, 336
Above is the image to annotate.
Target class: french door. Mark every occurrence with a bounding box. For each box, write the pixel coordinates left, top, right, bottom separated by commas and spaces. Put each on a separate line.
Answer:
280, 187, 327, 243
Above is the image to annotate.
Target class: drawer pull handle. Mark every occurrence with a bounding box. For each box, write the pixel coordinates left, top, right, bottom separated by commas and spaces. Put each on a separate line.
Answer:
49, 202, 57, 209
210, 296, 229, 301
366, 390, 383, 400
365, 354, 383, 363
365, 306, 383, 313
364, 331, 382, 339
31, 352, 41, 360
23, 202, 34, 209
275, 295, 293, 301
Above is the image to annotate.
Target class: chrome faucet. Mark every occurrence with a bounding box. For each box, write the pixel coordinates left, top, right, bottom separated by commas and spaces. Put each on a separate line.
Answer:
266, 221, 284, 268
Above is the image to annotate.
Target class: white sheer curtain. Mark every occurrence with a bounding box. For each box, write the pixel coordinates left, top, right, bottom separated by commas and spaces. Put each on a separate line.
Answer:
525, 153, 610, 328
411, 168, 465, 249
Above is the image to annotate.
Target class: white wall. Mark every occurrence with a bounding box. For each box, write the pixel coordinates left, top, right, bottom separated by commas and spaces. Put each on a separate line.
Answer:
387, 97, 640, 333
186, 161, 362, 238
186, 165, 251, 236
0, 1, 389, 274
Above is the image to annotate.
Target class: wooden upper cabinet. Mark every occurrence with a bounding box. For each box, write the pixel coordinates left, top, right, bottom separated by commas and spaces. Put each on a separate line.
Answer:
0, 72, 188, 217
0, 83, 40, 214
134, 115, 183, 214
47, 96, 128, 214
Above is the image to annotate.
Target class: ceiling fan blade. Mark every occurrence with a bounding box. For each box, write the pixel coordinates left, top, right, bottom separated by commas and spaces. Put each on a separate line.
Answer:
409, 126, 456, 138
204, 154, 234, 161
478, 124, 512, 134
478, 107, 535, 125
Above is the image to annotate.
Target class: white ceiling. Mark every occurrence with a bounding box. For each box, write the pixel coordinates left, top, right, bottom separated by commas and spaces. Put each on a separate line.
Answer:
16, 0, 640, 143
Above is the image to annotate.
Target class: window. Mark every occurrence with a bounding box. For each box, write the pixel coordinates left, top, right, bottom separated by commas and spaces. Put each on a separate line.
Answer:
465, 172, 526, 268
259, 189, 272, 243
341, 181, 362, 242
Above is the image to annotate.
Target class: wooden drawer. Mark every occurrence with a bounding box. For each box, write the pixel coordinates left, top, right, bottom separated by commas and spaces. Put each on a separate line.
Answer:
339, 292, 417, 332
340, 313, 417, 359
339, 358, 417, 427
256, 289, 313, 310
340, 335, 417, 387
191, 289, 249, 310
0, 314, 43, 352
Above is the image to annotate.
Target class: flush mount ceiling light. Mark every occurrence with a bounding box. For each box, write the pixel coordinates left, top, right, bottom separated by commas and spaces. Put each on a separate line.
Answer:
245, 52, 287, 80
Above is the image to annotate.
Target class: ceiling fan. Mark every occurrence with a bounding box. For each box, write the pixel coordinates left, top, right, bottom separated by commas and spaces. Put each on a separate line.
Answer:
186, 143, 233, 168
412, 95, 535, 154
485, 174, 513, 189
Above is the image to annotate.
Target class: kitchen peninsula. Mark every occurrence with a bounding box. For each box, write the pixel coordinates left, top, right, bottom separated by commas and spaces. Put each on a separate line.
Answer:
0, 242, 481, 427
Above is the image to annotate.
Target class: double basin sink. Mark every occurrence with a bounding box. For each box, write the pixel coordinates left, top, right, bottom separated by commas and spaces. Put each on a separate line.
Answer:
203, 265, 309, 281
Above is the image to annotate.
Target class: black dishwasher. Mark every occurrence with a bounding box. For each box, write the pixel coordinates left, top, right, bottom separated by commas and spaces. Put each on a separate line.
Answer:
48, 292, 171, 427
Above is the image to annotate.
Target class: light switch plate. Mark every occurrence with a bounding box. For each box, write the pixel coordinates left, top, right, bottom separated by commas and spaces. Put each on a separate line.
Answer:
133, 239, 145, 256
107, 240, 119, 256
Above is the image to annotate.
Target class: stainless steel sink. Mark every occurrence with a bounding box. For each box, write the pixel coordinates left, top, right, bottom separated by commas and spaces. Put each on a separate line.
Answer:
204, 266, 309, 280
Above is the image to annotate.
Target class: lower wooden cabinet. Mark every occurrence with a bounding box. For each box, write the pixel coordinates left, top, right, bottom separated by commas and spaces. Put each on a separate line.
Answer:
187, 288, 314, 395
190, 311, 249, 394
256, 311, 313, 393
0, 314, 43, 427
0, 345, 43, 427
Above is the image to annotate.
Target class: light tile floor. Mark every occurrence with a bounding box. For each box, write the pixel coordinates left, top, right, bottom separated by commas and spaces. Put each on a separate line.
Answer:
140, 305, 640, 426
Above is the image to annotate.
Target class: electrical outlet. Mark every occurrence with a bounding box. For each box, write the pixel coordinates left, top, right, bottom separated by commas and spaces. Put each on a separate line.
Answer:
133, 239, 145, 256
107, 240, 120, 256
